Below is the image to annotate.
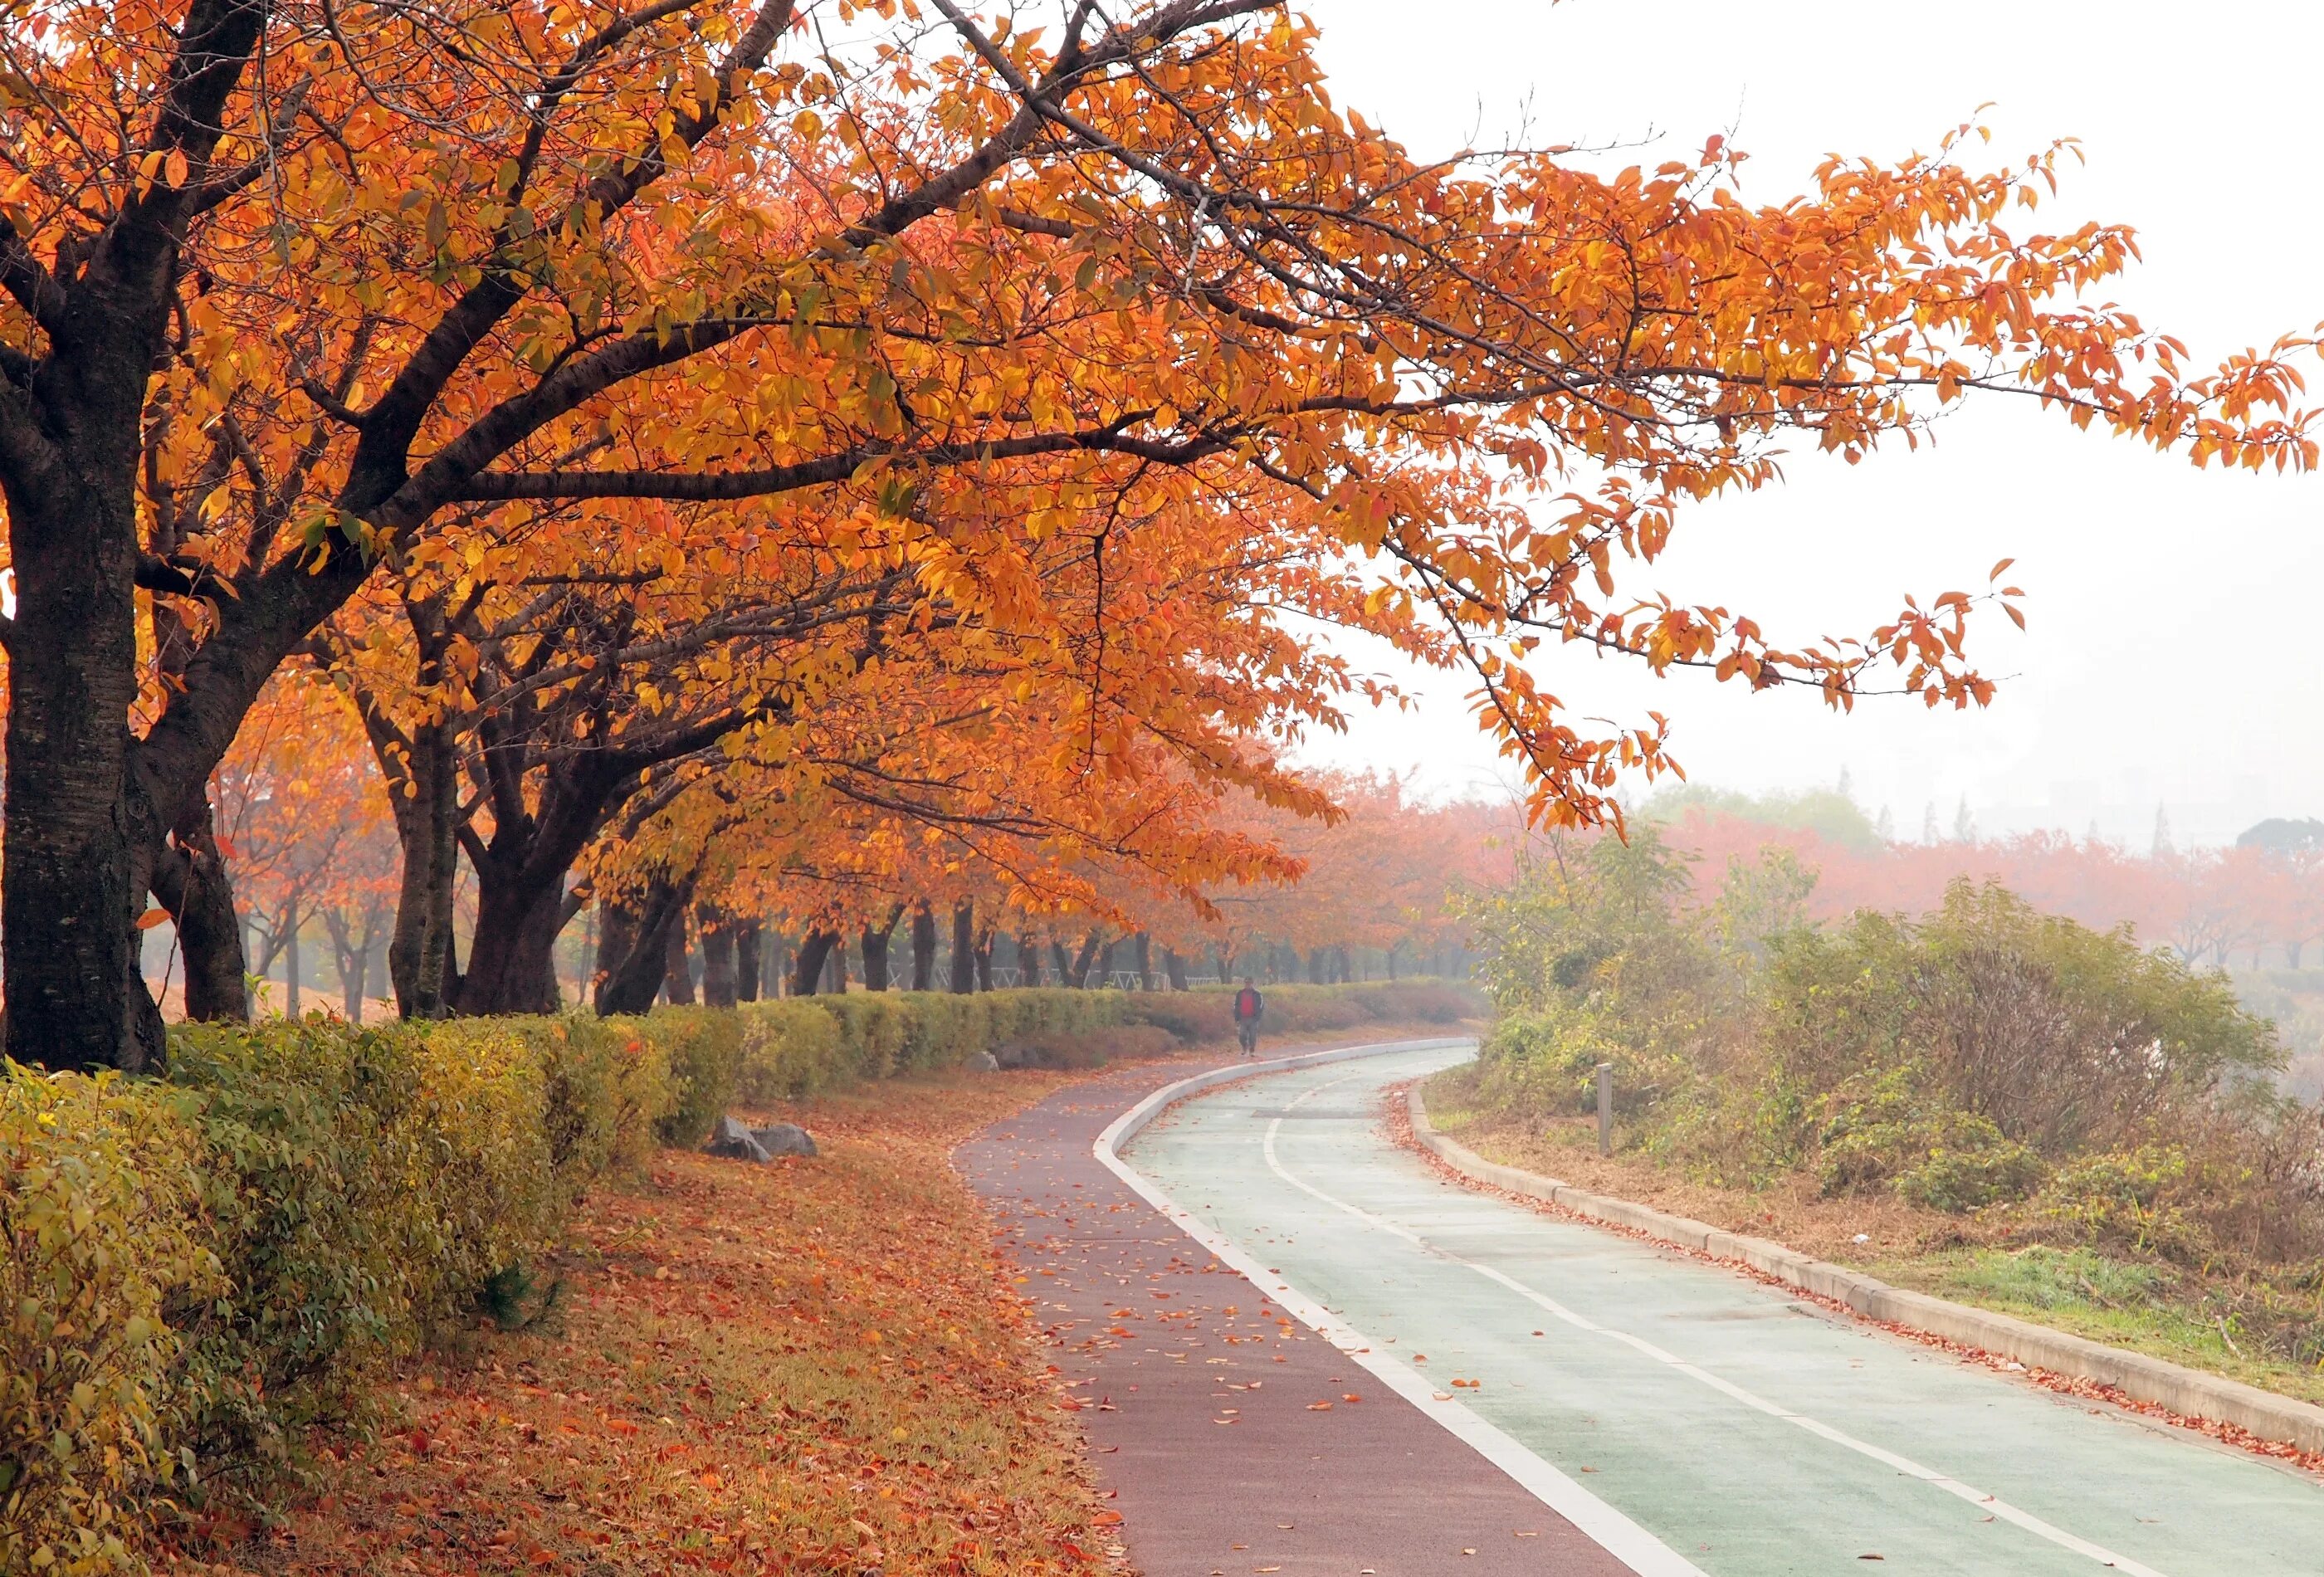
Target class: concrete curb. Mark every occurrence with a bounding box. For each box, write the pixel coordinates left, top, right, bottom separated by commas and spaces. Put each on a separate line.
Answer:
1406, 1083, 2324, 1458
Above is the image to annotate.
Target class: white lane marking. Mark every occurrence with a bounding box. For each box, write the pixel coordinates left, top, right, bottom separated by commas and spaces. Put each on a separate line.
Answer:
1094, 1047, 1706, 1577
1259, 1069, 2173, 1577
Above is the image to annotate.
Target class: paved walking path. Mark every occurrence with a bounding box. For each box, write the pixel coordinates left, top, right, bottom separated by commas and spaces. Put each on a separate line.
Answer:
956, 1047, 1630, 1576
1120, 1043, 2324, 1577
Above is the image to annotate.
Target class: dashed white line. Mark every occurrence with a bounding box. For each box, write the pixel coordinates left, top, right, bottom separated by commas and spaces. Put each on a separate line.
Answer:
1259, 1067, 2171, 1577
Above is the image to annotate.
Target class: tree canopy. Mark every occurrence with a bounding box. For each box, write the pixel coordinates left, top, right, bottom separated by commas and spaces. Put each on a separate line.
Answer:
2, 0, 2316, 1069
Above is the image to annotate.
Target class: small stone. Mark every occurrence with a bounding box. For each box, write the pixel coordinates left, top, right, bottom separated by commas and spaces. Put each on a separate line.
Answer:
704, 1114, 771, 1164
750, 1121, 818, 1158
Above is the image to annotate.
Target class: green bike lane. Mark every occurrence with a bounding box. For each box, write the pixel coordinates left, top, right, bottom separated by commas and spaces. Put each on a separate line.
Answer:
1117, 1044, 2324, 1577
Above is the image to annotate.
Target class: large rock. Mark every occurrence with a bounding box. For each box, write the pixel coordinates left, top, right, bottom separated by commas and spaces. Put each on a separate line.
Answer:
966, 1050, 1000, 1072
750, 1121, 818, 1158
704, 1114, 771, 1163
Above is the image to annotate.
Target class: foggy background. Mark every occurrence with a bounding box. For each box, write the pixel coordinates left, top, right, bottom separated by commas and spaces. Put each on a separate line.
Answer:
1296, 1, 2322, 847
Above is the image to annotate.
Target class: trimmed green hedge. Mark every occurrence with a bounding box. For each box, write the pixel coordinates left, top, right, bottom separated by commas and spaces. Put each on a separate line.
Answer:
0, 980, 1475, 1570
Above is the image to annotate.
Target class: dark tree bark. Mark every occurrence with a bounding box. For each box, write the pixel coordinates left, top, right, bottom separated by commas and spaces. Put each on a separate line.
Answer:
827, 935, 849, 993
593, 877, 689, 1016
698, 905, 738, 1008
147, 795, 247, 1023
322, 902, 388, 1025
950, 901, 974, 994
791, 928, 837, 996
1163, 946, 1189, 990
0, 0, 274, 1072
1134, 932, 1155, 991
911, 901, 938, 991
362, 705, 462, 1019
662, 916, 696, 1005
860, 904, 902, 991
974, 926, 994, 991
735, 921, 763, 1002
1017, 929, 1039, 986
1063, 930, 1103, 989
766, 934, 789, 999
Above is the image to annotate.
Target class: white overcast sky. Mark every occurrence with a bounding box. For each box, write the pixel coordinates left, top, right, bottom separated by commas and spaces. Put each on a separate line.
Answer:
1291, 1, 2322, 847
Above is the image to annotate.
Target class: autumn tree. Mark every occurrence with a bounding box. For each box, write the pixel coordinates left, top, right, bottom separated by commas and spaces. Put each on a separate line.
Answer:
4, 0, 2317, 1070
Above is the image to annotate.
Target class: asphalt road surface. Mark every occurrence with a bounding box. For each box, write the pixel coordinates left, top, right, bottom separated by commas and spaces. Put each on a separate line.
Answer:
1116, 1042, 2324, 1577
959, 1045, 1634, 1576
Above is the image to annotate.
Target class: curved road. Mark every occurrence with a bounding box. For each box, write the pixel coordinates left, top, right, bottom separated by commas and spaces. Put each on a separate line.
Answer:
1117, 1043, 2324, 1577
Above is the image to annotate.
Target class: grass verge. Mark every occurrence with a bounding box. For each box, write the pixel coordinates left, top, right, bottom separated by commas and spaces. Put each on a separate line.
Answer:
1422, 1067, 2324, 1411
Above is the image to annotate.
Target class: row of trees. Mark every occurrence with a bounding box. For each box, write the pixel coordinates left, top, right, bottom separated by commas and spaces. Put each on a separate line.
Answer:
1650, 791, 2324, 970
6, 0, 2315, 1069
194, 667, 1516, 1020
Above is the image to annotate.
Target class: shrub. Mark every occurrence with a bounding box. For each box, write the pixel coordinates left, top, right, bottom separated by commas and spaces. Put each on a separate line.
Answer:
1, 1068, 217, 1577
1814, 1064, 2046, 1211
2036, 1145, 2210, 1262
625, 1008, 744, 1147
732, 1000, 851, 1103
163, 1019, 565, 1480
2, 980, 1435, 1566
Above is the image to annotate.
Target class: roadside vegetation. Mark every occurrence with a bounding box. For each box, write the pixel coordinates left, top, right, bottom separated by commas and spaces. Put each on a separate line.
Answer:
3, 981, 1472, 1573
1432, 829, 2324, 1400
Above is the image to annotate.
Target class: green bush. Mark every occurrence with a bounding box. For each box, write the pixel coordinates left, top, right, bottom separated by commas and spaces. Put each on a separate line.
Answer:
621, 1008, 742, 1147
1814, 1064, 2046, 1212
1, 1070, 217, 1577
2035, 1145, 2209, 1262
4, 1011, 693, 1570
2, 979, 1443, 1566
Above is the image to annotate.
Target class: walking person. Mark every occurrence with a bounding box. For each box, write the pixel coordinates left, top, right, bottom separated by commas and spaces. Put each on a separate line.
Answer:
1233, 976, 1264, 1057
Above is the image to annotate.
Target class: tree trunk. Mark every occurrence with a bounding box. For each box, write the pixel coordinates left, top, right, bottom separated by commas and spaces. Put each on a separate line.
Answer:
1163, 947, 1188, 990
950, 900, 974, 994
1066, 930, 1103, 989
767, 934, 789, 998
792, 929, 837, 996
698, 906, 738, 1008
827, 935, 849, 993
379, 718, 461, 1018
0, 391, 162, 1071
1017, 929, 1039, 986
974, 926, 994, 991
861, 906, 901, 991
663, 916, 696, 1005
735, 921, 763, 1003
1385, 942, 1399, 981
147, 794, 248, 1023
911, 902, 937, 991
594, 878, 690, 1016
452, 869, 573, 1016
1134, 932, 1155, 991
286, 896, 304, 1016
